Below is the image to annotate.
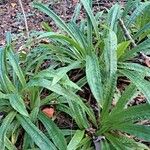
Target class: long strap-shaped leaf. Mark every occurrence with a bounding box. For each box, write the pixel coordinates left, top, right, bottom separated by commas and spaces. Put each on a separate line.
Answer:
120, 38, 150, 60
7, 47, 26, 87
38, 32, 84, 59
111, 83, 137, 114
0, 47, 15, 92
5, 137, 17, 150
118, 62, 150, 77
9, 94, 29, 117
16, 114, 57, 150
33, 3, 74, 39
107, 4, 121, 32
38, 112, 67, 150
101, 30, 117, 118
52, 61, 80, 86
122, 0, 140, 19
81, 0, 100, 40
86, 53, 103, 107
106, 104, 150, 125
104, 30, 117, 79
126, 2, 150, 28
134, 22, 150, 39
67, 130, 85, 150
100, 104, 150, 134
113, 123, 150, 142
0, 111, 16, 150
27, 78, 95, 127
120, 69, 150, 103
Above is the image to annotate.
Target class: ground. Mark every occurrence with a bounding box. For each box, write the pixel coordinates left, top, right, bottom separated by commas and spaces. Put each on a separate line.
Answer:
0, 0, 122, 46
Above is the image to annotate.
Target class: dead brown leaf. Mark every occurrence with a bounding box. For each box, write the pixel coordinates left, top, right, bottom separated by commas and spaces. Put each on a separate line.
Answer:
11, 3, 17, 8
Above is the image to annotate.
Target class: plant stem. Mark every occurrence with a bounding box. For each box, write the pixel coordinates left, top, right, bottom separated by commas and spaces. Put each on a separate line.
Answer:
119, 18, 136, 47
119, 18, 149, 61
18, 0, 29, 38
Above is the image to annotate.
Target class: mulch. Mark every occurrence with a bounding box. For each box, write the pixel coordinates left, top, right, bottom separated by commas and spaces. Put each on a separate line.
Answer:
0, 0, 123, 46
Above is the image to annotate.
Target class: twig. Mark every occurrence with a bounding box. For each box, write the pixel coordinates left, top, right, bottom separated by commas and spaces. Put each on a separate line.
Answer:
119, 18, 150, 64
18, 0, 29, 38
119, 18, 136, 47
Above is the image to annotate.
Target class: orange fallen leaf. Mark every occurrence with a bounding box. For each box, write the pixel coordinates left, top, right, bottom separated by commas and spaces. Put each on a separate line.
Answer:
42, 107, 54, 118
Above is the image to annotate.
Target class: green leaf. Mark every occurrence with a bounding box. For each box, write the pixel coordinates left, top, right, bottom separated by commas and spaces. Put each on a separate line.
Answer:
107, 4, 121, 32
134, 22, 150, 39
17, 114, 57, 150
105, 133, 149, 150
81, 0, 100, 40
5, 137, 17, 150
118, 62, 150, 77
0, 112, 16, 150
71, 3, 81, 22
38, 32, 84, 59
101, 140, 111, 150
9, 94, 29, 117
0, 92, 9, 99
38, 112, 67, 150
108, 104, 150, 125
0, 47, 15, 92
121, 38, 150, 60
86, 53, 103, 107
67, 130, 85, 150
7, 47, 26, 87
113, 123, 150, 141
33, 3, 74, 38
126, 2, 150, 27
52, 61, 80, 86
101, 30, 117, 117
120, 69, 150, 103
104, 30, 117, 79
111, 83, 137, 113
117, 41, 130, 59
122, 0, 140, 19
28, 78, 96, 126
105, 133, 128, 149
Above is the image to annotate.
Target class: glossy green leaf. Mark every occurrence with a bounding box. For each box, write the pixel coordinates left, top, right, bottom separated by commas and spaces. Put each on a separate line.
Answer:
111, 83, 137, 113
113, 123, 150, 141
107, 4, 121, 32
38, 112, 67, 150
120, 69, 150, 103
0, 112, 16, 150
7, 47, 26, 87
126, 2, 150, 27
104, 30, 117, 79
121, 38, 150, 60
33, 3, 74, 38
5, 137, 17, 150
134, 22, 150, 39
117, 41, 130, 59
67, 130, 85, 150
9, 94, 29, 117
52, 61, 80, 86
86, 53, 103, 107
119, 62, 150, 77
17, 114, 57, 150
81, 0, 100, 40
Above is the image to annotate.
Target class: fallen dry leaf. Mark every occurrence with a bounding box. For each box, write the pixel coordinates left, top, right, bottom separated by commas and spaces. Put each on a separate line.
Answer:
11, 3, 17, 8
144, 57, 150, 68
72, 0, 79, 5
42, 107, 54, 118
